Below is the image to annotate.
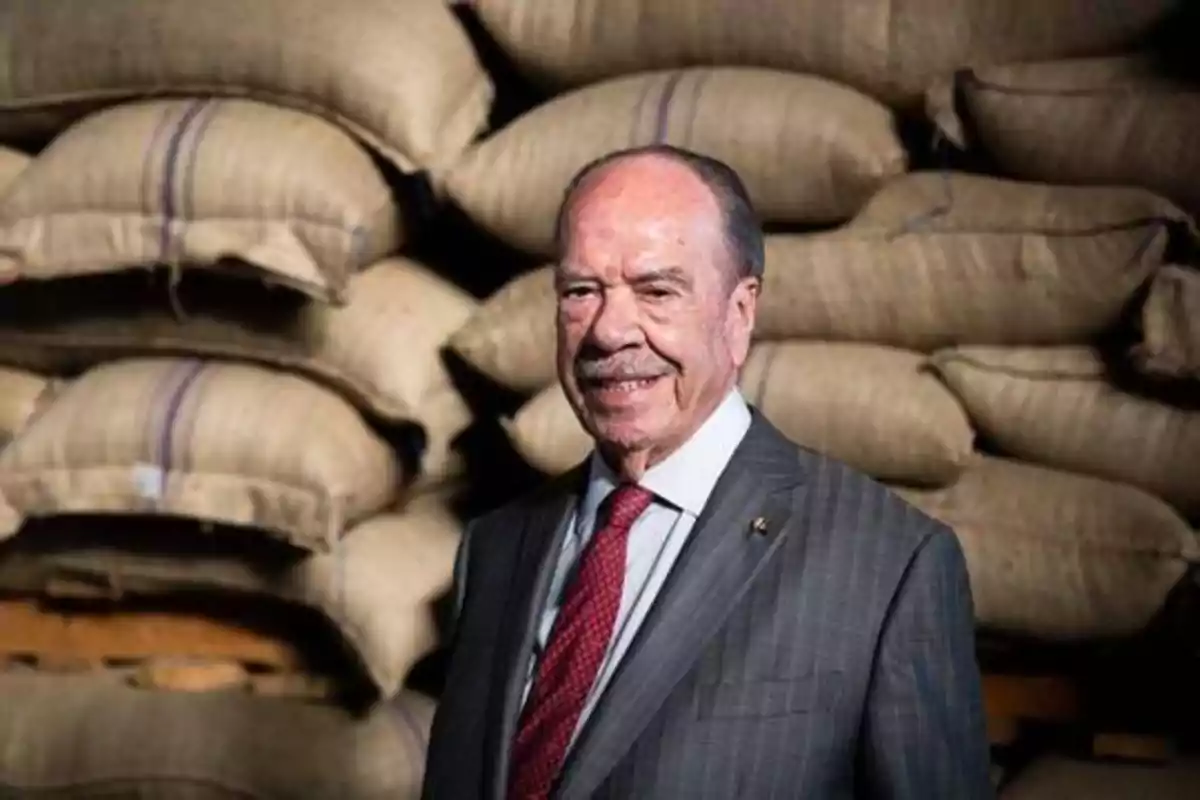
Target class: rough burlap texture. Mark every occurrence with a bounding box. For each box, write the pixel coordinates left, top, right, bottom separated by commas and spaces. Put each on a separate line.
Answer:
0, 493, 461, 697
507, 342, 974, 485
468, 0, 1173, 108
0, 359, 398, 550
928, 56, 1200, 219
450, 173, 1187, 393
896, 456, 1198, 639
449, 266, 557, 393
0, 145, 29, 191
0, 0, 493, 178
1000, 756, 1200, 800
0, 99, 402, 303
447, 67, 906, 255
1131, 265, 1200, 381
0, 673, 434, 799
0, 366, 56, 449
0, 258, 475, 483
931, 346, 1200, 519
762, 172, 1189, 348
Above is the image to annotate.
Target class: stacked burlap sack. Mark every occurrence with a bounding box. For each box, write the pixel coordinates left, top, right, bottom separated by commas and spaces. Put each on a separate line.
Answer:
0, 1, 494, 795
450, 163, 1200, 643
443, 3, 1200, 673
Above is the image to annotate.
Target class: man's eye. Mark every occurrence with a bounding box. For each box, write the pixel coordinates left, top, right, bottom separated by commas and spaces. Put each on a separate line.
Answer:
640, 286, 673, 299
561, 285, 594, 299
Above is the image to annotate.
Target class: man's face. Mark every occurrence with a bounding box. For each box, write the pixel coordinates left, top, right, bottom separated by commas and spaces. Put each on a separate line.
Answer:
555, 156, 758, 477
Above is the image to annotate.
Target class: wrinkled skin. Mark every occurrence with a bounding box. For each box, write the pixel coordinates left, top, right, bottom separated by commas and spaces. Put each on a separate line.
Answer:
556, 154, 759, 480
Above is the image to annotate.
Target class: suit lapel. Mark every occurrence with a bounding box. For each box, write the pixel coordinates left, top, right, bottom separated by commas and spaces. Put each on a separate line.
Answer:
485, 465, 586, 799
556, 416, 807, 800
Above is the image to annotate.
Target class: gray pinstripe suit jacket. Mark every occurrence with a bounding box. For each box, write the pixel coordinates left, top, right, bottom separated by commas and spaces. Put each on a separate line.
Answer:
423, 413, 994, 799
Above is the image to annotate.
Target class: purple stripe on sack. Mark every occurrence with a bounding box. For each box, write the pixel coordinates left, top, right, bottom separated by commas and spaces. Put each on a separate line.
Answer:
628, 78, 659, 145
172, 363, 214, 478
158, 100, 209, 261
157, 360, 207, 478
141, 106, 182, 220
181, 101, 222, 225
143, 361, 198, 467
681, 71, 709, 146
652, 72, 686, 143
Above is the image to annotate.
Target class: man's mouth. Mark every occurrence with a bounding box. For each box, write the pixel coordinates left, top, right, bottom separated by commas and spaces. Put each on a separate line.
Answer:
582, 376, 662, 393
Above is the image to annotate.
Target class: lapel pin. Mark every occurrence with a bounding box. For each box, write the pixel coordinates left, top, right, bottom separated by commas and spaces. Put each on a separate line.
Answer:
749, 517, 770, 537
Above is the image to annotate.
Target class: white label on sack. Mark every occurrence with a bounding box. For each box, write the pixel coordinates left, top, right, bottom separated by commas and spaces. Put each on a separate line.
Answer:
133, 463, 165, 502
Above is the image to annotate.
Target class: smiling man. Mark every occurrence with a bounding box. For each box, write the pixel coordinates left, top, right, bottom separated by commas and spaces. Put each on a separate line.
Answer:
423, 146, 993, 799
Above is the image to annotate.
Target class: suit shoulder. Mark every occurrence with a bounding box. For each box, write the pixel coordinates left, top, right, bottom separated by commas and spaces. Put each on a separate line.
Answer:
794, 447, 949, 553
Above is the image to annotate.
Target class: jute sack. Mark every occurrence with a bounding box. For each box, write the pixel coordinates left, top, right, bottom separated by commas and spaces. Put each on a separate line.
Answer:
449, 171, 1190, 393
930, 346, 1200, 519
0, 145, 29, 192
0, 673, 434, 799
467, 0, 1173, 108
1000, 756, 1200, 800
449, 266, 557, 393
0, 359, 399, 550
0, 366, 56, 448
1130, 265, 1200, 382
447, 68, 907, 255
896, 456, 1199, 639
760, 172, 1192, 349
507, 342, 974, 485
0, 258, 475, 482
0, 0, 493, 178
0, 99, 402, 303
0, 493, 461, 697
928, 56, 1200, 219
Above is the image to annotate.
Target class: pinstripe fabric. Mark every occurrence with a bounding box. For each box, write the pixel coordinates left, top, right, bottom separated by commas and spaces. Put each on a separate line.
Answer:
424, 413, 993, 799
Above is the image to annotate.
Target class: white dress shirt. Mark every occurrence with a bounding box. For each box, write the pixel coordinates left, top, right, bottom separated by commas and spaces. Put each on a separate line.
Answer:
521, 388, 752, 750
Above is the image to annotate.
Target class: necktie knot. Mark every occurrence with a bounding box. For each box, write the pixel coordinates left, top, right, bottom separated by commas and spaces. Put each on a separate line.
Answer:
602, 483, 654, 532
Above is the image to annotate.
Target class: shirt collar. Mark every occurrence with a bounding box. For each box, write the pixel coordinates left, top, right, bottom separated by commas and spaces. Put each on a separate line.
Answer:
583, 388, 752, 519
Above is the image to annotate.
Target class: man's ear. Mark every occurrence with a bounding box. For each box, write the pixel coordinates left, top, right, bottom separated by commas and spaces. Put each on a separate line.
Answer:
726, 276, 759, 367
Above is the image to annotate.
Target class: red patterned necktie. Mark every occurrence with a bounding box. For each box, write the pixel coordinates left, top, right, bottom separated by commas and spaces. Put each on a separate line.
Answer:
508, 482, 655, 800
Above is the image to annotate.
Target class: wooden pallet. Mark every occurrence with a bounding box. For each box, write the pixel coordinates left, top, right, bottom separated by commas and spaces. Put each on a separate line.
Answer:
0, 598, 335, 701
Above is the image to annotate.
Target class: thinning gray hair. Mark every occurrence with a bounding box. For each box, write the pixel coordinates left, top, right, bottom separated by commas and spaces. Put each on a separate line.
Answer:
553, 144, 766, 282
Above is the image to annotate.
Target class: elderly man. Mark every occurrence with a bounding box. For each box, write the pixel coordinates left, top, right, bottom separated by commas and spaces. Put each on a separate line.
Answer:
423, 146, 993, 799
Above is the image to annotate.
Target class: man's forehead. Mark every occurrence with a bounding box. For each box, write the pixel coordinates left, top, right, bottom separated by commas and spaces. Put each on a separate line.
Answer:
568, 154, 719, 220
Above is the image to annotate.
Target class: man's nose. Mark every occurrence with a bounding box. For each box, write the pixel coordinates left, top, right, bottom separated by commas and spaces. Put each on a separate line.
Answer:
586, 287, 642, 352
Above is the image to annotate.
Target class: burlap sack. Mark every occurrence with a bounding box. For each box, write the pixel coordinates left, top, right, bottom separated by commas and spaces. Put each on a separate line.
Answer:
0, 99, 402, 303
0, 359, 398, 550
0, 366, 56, 448
468, 0, 1173, 108
449, 266, 557, 393
0, 493, 461, 697
503, 385, 587, 475
931, 346, 1200, 519
447, 67, 906, 255
1000, 756, 1200, 800
1131, 265, 1200, 381
928, 56, 1200, 219
0, 0, 492, 178
507, 342, 974, 485
741, 342, 974, 484
0, 258, 475, 481
896, 456, 1198, 639
0, 145, 29, 192
759, 172, 1191, 349
0, 673, 434, 799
